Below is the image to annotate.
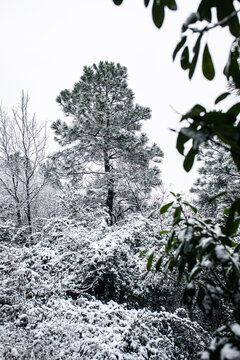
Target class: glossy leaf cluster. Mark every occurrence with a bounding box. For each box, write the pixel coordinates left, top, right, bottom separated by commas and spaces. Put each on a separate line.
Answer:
112, 1, 240, 358
147, 193, 240, 358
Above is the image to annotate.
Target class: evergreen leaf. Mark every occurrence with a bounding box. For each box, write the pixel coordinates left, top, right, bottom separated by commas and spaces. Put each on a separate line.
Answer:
160, 201, 174, 215
202, 43, 215, 80
152, 0, 165, 29
146, 253, 154, 271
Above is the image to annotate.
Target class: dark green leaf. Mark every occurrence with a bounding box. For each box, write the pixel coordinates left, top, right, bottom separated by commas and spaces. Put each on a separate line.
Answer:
224, 208, 230, 215
159, 230, 169, 235
227, 103, 240, 117
225, 199, 240, 236
183, 201, 198, 214
215, 92, 231, 104
213, 124, 235, 143
112, 0, 124, 5
155, 256, 163, 271
165, 0, 177, 11
146, 253, 154, 271
183, 148, 197, 172
173, 206, 182, 219
173, 36, 187, 61
165, 243, 171, 254
189, 34, 202, 79
208, 191, 227, 204
197, 0, 212, 22
165, 230, 176, 254
224, 48, 240, 87
176, 130, 190, 155
234, 244, 240, 253
234, 303, 240, 324
181, 47, 190, 70
216, 2, 233, 25
232, 219, 240, 236
220, 236, 233, 247
183, 286, 195, 309
181, 104, 206, 121
231, 150, 240, 171
177, 258, 186, 283
228, 13, 240, 37
205, 219, 214, 225
197, 287, 206, 312
152, 0, 165, 29
160, 201, 174, 215
216, 1, 240, 37
202, 43, 215, 80
234, 198, 240, 214
230, 256, 240, 277
144, 0, 150, 6
202, 111, 235, 125
168, 257, 177, 271
139, 249, 148, 258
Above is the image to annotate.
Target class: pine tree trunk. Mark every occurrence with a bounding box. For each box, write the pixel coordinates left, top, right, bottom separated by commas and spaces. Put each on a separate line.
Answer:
106, 177, 114, 225
104, 148, 114, 225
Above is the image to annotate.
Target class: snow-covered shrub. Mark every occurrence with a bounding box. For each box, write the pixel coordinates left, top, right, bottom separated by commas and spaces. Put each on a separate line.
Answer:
0, 214, 210, 359
0, 220, 14, 242
41, 216, 77, 242
28, 214, 181, 311
0, 295, 208, 360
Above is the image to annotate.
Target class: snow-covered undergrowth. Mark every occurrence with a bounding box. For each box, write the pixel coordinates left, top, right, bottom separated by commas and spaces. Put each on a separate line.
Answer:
0, 215, 209, 359
1, 297, 208, 360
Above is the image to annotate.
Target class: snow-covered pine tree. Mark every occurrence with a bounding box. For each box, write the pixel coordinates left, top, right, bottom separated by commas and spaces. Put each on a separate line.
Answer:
51, 61, 163, 224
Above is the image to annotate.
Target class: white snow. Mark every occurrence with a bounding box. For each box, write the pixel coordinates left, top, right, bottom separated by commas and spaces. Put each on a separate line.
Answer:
221, 344, 240, 360
231, 323, 240, 337
215, 245, 229, 264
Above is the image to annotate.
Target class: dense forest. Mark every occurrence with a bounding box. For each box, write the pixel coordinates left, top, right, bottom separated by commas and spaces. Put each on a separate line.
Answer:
1, 1, 240, 359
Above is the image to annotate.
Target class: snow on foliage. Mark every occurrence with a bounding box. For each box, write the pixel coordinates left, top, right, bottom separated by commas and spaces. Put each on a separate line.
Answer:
0, 295, 208, 360
0, 215, 209, 359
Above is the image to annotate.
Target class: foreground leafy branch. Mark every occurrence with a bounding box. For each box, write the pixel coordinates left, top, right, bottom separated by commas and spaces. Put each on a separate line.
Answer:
145, 194, 240, 358
112, 1, 240, 358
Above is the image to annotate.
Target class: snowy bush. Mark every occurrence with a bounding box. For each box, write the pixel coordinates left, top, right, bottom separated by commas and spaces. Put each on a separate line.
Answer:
0, 214, 210, 359
0, 221, 14, 242
0, 295, 208, 360
29, 214, 181, 311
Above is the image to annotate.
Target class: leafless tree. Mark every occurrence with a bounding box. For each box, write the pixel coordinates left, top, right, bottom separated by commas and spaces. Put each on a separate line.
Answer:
0, 92, 47, 233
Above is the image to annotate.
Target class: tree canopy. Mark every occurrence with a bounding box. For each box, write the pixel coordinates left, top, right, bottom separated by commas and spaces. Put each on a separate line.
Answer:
52, 61, 163, 224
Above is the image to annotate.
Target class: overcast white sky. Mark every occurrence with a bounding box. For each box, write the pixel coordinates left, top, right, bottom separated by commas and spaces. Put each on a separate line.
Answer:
0, 0, 236, 193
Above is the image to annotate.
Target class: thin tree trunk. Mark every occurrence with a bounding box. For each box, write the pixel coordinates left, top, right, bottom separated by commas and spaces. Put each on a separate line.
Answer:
16, 200, 22, 227
26, 198, 32, 234
104, 148, 114, 225
25, 156, 32, 234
